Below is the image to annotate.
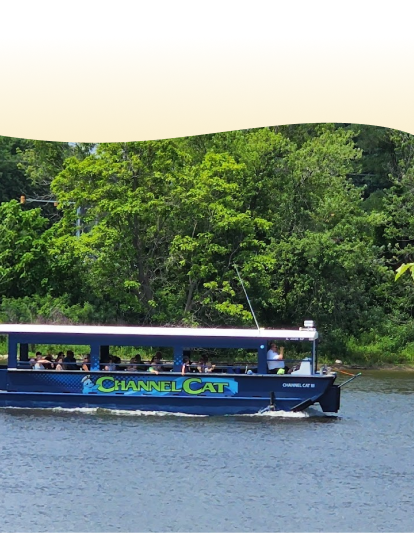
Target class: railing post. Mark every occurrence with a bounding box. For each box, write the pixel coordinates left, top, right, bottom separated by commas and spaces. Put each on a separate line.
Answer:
173, 346, 183, 372
90, 343, 100, 371
8, 335, 18, 369
258, 344, 267, 374
312, 340, 317, 375
19, 343, 29, 361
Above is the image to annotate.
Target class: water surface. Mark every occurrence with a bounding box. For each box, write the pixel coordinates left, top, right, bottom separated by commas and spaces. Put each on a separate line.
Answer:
0, 370, 413, 532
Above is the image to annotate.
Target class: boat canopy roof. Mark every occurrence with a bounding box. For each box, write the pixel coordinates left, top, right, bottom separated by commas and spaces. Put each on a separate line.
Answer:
0, 324, 318, 342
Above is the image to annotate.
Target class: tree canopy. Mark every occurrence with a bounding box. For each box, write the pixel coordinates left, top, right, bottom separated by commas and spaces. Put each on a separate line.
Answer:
1, 125, 414, 362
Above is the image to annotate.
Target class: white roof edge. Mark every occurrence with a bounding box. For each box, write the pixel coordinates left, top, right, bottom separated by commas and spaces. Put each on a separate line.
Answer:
0, 324, 318, 340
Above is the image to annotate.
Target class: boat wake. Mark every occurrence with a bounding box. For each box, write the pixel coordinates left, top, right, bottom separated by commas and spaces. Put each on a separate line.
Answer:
0, 406, 208, 417
240, 409, 310, 418
243, 407, 337, 419
0, 406, 336, 419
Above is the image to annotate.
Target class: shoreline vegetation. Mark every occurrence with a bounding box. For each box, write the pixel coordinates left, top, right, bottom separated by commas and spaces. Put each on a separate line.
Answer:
2, 126, 414, 368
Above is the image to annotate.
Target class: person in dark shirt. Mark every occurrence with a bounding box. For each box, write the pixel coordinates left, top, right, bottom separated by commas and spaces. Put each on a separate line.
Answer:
63, 350, 78, 370
126, 354, 142, 372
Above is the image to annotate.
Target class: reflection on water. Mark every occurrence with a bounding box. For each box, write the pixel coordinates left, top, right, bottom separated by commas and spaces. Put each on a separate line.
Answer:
0, 370, 413, 532
342, 369, 414, 394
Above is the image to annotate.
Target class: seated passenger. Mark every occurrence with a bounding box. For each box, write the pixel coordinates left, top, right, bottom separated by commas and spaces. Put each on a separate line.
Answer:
63, 350, 78, 370
126, 354, 142, 372
33, 355, 52, 370
43, 354, 55, 370
204, 359, 215, 373
105, 356, 117, 372
181, 356, 191, 375
55, 355, 65, 371
55, 351, 65, 369
267, 344, 285, 374
148, 354, 162, 375
197, 355, 215, 373
34, 351, 43, 367
33, 359, 44, 370
81, 356, 90, 372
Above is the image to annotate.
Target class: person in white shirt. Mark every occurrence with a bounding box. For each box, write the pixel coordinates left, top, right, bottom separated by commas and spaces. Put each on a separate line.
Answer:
267, 343, 285, 374
33, 356, 51, 370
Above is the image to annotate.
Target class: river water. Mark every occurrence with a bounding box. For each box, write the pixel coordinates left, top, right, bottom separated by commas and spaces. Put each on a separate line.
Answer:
0, 370, 413, 532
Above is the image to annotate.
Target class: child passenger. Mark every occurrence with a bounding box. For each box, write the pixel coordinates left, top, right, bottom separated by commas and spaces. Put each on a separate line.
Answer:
197, 355, 215, 373
181, 357, 191, 375
55, 355, 65, 371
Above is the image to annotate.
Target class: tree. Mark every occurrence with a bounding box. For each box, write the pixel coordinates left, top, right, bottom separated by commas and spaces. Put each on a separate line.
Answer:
0, 136, 37, 203
50, 140, 190, 323
0, 200, 49, 298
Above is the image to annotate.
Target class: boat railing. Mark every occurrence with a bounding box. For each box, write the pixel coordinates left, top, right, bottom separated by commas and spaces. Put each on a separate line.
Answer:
15, 357, 313, 374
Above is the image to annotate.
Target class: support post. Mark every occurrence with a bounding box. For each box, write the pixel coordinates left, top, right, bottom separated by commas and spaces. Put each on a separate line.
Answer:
100, 345, 109, 364
258, 344, 267, 374
90, 343, 100, 371
312, 340, 317, 375
8, 335, 18, 369
19, 343, 29, 361
173, 345, 183, 373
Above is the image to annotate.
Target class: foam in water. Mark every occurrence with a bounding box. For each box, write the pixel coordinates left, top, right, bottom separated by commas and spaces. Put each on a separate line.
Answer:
242, 409, 311, 418
0, 406, 208, 417
0, 405, 333, 419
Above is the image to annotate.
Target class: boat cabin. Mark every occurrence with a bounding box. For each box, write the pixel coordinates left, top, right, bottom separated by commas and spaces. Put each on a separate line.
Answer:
0, 323, 319, 374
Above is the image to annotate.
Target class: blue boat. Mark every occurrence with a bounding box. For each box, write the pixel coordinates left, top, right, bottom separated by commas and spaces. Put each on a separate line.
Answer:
0, 322, 342, 415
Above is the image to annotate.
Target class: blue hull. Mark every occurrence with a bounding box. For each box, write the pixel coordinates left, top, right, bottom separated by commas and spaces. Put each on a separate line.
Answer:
0, 369, 340, 415
0, 391, 271, 415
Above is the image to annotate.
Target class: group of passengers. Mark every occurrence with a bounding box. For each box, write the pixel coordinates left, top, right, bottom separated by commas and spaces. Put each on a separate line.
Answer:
31, 351, 90, 371
31, 349, 219, 375
31, 344, 294, 374
181, 355, 215, 376
32, 345, 291, 374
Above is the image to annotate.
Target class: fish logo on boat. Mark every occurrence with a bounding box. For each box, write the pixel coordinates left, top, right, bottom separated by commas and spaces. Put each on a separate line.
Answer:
81, 375, 97, 393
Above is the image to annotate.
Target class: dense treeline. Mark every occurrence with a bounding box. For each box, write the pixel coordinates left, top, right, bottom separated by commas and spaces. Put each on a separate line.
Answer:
1, 125, 414, 363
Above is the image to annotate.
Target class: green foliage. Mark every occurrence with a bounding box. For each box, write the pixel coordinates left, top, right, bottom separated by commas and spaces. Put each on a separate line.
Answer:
0, 136, 37, 203
395, 263, 414, 281
0, 294, 97, 324
0, 201, 49, 298
2, 126, 414, 364
344, 322, 414, 365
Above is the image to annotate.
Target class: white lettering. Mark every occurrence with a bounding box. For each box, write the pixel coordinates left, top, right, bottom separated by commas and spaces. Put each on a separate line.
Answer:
282, 383, 316, 388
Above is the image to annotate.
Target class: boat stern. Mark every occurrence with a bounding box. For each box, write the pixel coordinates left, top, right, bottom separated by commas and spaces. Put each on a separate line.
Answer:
317, 383, 341, 412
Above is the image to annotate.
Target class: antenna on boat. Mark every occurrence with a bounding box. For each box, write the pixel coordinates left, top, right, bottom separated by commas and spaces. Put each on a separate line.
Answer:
233, 264, 261, 330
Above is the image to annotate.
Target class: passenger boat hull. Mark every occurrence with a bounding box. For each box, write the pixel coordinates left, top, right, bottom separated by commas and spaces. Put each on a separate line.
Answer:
0, 369, 340, 415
